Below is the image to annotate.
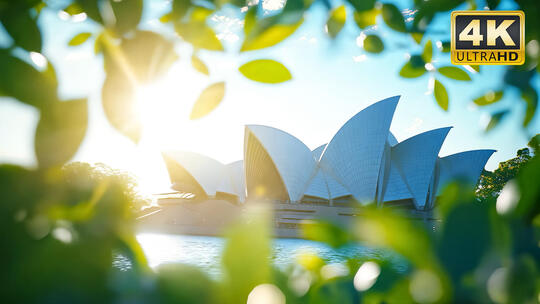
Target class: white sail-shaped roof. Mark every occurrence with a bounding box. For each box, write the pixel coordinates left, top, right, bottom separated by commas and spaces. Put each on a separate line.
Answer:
436, 149, 495, 194
226, 160, 246, 202
303, 168, 330, 199
391, 127, 452, 210
162, 151, 228, 196
382, 157, 413, 202
319, 96, 400, 204
388, 132, 399, 146
312, 144, 327, 161
244, 125, 317, 202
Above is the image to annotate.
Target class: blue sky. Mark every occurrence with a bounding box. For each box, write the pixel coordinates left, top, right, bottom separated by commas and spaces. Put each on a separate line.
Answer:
0, 0, 538, 194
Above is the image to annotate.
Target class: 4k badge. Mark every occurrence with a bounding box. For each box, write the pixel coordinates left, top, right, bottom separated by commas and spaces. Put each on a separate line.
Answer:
451, 11, 525, 65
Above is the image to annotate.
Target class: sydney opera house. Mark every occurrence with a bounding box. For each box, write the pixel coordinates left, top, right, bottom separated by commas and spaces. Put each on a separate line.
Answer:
159, 96, 495, 214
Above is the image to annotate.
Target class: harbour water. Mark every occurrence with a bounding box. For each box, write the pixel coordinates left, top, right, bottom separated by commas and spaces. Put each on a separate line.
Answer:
115, 233, 407, 277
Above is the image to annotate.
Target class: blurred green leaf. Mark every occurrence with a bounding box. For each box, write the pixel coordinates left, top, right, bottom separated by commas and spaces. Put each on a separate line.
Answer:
353, 8, 378, 29
326, 5, 346, 38
346, 0, 375, 12
75, 0, 103, 24
469, 65, 480, 72
441, 41, 451, 52
473, 91, 503, 106
0, 51, 57, 108
421, 40, 432, 63
172, 0, 192, 19
191, 54, 209, 75
176, 22, 223, 51
521, 87, 538, 127
486, 0, 500, 9
438, 66, 471, 81
241, 17, 303, 52
101, 73, 141, 143
221, 206, 272, 303
156, 264, 216, 304
301, 220, 352, 248
382, 3, 406, 33
68, 32, 92, 46
399, 61, 425, 78
159, 12, 173, 23
437, 202, 491, 282
239, 59, 292, 84
35, 99, 88, 168
434, 79, 448, 111
411, 32, 423, 44
63, 3, 84, 15
485, 110, 509, 132
363, 34, 384, 53
116, 30, 178, 83
243, 6, 257, 36
190, 82, 226, 120
0, 8, 42, 52
110, 0, 143, 35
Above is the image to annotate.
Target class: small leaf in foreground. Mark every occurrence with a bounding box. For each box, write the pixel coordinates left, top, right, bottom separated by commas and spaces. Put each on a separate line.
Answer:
239, 59, 292, 84
438, 66, 471, 81
353, 8, 378, 29
422, 40, 432, 63
326, 5, 346, 38
485, 110, 509, 132
35, 99, 88, 168
68, 32, 92, 46
434, 79, 449, 111
399, 61, 426, 78
363, 35, 384, 53
191, 55, 209, 75
473, 91, 503, 106
190, 82, 226, 120
382, 3, 406, 33
240, 18, 303, 52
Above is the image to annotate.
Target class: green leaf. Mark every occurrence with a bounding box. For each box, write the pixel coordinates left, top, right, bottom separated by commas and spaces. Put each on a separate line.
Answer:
191, 55, 209, 75
239, 59, 292, 84
243, 6, 257, 36
326, 5, 346, 38
63, 3, 84, 15
441, 41, 451, 52
0, 52, 57, 108
302, 220, 352, 248
110, 0, 143, 35
35, 99, 88, 168
382, 3, 406, 33
473, 91, 503, 106
438, 66, 471, 81
101, 73, 141, 143
485, 110, 509, 132
469, 65, 480, 72
221, 206, 272, 303
116, 31, 178, 83
422, 40, 432, 63
486, 0, 500, 9
411, 32, 423, 44
176, 22, 224, 51
353, 8, 379, 29
190, 82, 226, 120
75, 0, 103, 24
346, 0, 375, 12
363, 34, 384, 53
68, 32, 92, 46
0, 8, 42, 52
434, 79, 449, 111
159, 12, 173, 23
240, 17, 303, 52
521, 87, 538, 127
399, 61, 426, 78
172, 0, 191, 19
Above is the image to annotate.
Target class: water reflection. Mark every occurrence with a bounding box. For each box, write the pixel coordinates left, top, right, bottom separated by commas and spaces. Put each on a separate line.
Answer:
114, 233, 406, 277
